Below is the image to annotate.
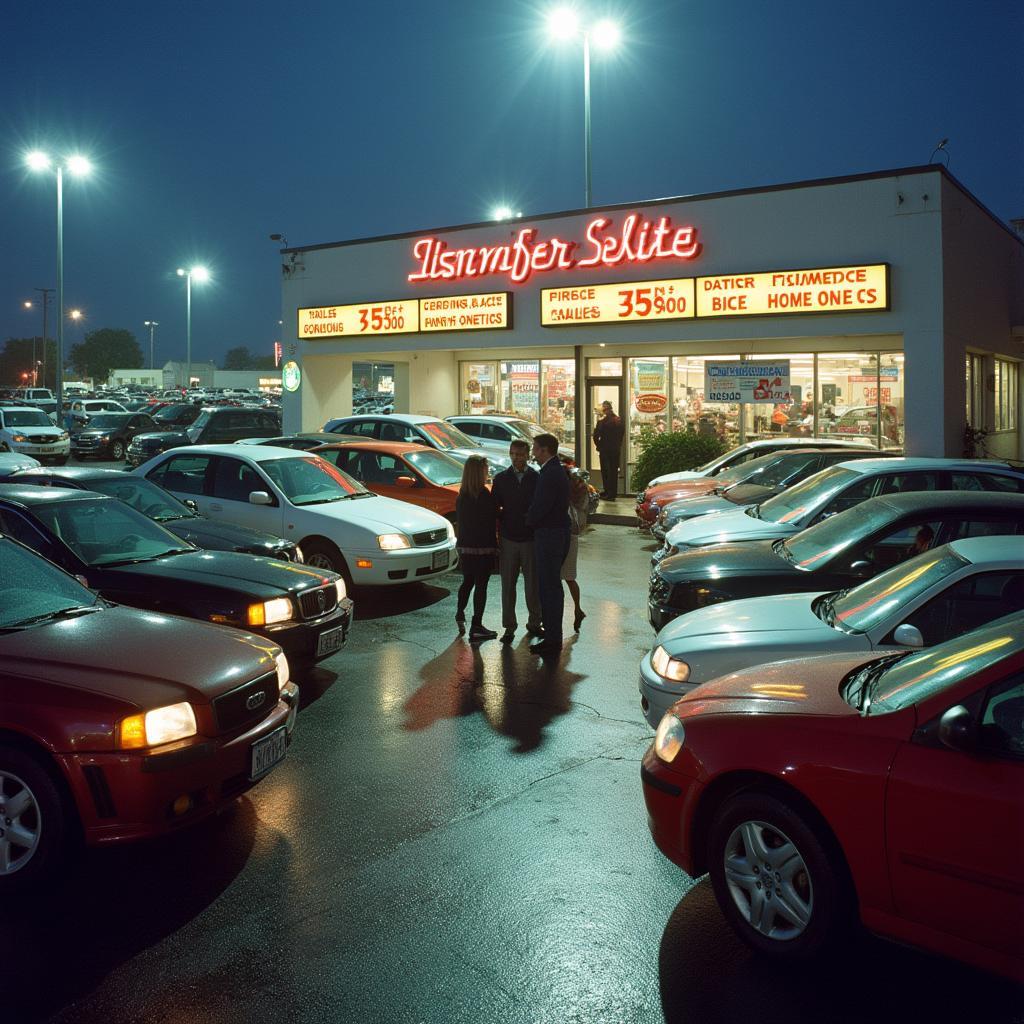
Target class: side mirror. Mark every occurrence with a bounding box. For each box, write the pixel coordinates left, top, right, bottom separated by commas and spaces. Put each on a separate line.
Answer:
249, 491, 273, 506
184, 498, 199, 513
395, 475, 416, 488
938, 704, 973, 752
848, 559, 873, 575
893, 623, 924, 648
74, 574, 90, 589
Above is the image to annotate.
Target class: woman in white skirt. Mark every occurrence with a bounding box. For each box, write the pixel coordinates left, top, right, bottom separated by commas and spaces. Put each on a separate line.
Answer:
561, 470, 590, 632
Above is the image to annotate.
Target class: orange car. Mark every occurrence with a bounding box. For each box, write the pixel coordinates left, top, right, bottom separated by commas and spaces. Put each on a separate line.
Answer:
313, 441, 462, 520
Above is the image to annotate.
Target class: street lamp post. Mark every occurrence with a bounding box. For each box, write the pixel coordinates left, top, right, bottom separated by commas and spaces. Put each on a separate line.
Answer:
176, 267, 209, 389
25, 151, 92, 417
547, 10, 621, 208
144, 320, 159, 370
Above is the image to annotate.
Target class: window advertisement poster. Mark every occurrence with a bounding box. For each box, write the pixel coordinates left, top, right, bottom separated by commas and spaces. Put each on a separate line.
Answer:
704, 361, 792, 403
507, 360, 540, 420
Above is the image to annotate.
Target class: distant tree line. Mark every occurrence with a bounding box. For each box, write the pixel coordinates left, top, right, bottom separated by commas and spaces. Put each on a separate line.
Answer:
223, 346, 277, 371
1, 328, 142, 387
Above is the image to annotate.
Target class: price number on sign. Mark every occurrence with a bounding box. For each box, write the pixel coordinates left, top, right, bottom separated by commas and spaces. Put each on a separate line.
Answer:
358, 304, 406, 333
617, 284, 688, 319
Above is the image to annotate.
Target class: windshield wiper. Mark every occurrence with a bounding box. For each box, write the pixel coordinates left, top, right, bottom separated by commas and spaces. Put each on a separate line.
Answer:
771, 538, 795, 563
299, 495, 352, 505
744, 504, 762, 520
1, 605, 102, 631
845, 656, 900, 714
101, 547, 193, 566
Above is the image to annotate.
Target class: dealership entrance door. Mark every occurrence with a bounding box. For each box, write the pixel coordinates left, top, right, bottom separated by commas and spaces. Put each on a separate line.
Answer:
586, 378, 626, 495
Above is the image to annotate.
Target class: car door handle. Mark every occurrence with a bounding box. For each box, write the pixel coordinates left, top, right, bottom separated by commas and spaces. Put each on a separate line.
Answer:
210, 503, 224, 512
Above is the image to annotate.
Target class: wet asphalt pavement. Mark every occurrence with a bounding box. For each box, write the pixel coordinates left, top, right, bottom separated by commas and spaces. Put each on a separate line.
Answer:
4, 485, 1023, 1022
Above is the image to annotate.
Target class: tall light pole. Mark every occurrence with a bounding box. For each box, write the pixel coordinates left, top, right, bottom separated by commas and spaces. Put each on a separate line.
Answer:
176, 266, 209, 389
547, 10, 621, 208
144, 320, 160, 370
25, 151, 92, 416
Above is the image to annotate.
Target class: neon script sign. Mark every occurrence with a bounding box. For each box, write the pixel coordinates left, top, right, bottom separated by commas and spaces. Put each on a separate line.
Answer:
408, 214, 702, 285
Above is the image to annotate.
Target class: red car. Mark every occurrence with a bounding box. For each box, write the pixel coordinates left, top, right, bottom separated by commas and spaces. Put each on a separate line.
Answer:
0, 534, 299, 889
641, 613, 1024, 981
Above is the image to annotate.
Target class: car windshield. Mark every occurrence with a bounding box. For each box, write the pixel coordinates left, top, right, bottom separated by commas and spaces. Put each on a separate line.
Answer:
509, 420, 544, 440
260, 456, 369, 505
781, 497, 898, 569
190, 410, 212, 430
695, 446, 750, 475
862, 613, 1024, 714
153, 405, 191, 422
818, 548, 968, 634
713, 453, 790, 489
84, 476, 188, 521
406, 449, 463, 486
755, 465, 858, 524
86, 414, 131, 429
32, 498, 193, 567
0, 537, 101, 630
419, 420, 477, 450
3, 410, 51, 428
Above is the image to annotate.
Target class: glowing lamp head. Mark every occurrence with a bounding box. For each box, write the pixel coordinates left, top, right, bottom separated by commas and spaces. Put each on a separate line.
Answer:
66, 155, 92, 177
23, 301, 32, 309
69, 309, 82, 320
548, 7, 580, 39
26, 150, 52, 171
190, 266, 210, 283
492, 205, 514, 221
591, 19, 621, 50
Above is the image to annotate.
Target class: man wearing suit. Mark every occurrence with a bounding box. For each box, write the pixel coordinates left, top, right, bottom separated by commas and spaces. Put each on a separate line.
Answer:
593, 400, 625, 500
525, 433, 571, 656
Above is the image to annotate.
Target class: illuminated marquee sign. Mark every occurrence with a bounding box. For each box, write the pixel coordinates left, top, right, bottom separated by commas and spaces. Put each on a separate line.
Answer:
541, 278, 695, 325
408, 214, 702, 285
299, 292, 510, 339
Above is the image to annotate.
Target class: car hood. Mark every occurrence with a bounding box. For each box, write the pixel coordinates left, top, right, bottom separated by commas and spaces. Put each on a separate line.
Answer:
649, 469, 711, 486
5, 425, 63, 438
132, 430, 189, 446
665, 507, 797, 547
670, 650, 891, 719
442, 447, 512, 469
657, 540, 793, 583
73, 428, 118, 439
293, 493, 451, 535
648, 479, 720, 505
163, 514, 294, 554
662, 493, 747, 522
2, 605, 280, 709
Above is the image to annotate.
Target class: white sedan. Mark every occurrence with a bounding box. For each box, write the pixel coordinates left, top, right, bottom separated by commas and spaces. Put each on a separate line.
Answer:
133, 445, 457, 586
638, 535, 1024, 727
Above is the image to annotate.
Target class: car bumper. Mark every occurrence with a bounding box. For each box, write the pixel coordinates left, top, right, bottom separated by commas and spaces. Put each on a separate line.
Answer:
651, 522, 667, 543
127, 447, 168, 467
348, 543, 458, 585
63, 681, 299, 846
640, 746, 702, 876
8, 439, 69, 459
639, 652, 696, 729
71, 441, 112, 458
262, 597, 354, 662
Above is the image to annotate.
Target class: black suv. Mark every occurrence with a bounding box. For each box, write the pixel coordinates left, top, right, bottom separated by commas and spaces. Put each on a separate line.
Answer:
127, 407, 281, 467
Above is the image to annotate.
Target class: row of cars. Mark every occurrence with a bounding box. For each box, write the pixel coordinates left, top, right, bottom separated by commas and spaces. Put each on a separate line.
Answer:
633, 439, 1024, 980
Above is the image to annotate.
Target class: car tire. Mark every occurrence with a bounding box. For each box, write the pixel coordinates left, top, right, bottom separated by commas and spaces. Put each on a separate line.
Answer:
0, 747, 70, 891
707, 791, 851, 961
301, 540, 353, 586
110, 440, 126, 461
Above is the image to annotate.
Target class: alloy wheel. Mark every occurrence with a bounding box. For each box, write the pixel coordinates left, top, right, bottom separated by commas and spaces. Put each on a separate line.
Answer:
0, 771, 42, 875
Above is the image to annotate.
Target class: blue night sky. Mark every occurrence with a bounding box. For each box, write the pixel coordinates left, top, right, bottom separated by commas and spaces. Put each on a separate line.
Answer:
3, 0, 1021, 372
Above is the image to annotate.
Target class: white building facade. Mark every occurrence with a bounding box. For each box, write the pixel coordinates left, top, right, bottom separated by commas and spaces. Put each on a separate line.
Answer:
280, 167, 1023, 492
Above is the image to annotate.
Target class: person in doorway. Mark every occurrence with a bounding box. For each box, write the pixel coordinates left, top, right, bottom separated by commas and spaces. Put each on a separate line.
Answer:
454, 455, 498, 643
593, 400, 625, 500
561, 468, 590, 632
526, 433, 571, 657
491, 439, 543, 645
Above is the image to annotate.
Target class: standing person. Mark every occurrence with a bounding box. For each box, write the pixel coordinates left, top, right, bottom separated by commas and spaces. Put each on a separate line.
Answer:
561, 469, 590, 632
593, 400, 625, 500
526, 433, 571, 657
454, 455, 498, 643
491, 439, 543, 645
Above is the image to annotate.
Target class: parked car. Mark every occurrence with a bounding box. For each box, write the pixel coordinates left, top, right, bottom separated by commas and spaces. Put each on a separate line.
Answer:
63, 398, 128, 432
235, 432, 363, 450
149, 402, 202, 429
0, 452, 41, 477
641, 535, 1024, 727
649, 491, 1024, 631
0, 406, 70, 464
641, 612, 1024, 980
322, 413, 511, 473
644, 436, 877, 489
13, 387, 58, 420
657, 457, 1024, 561
821, 404, 903, 448
0, 533, 299, 889
314, 441, 463, 520
126, 407, 282, 467
645, 447, 898, 535
0, 486, 352, 664
69, 411, 158, 462
134, 445, 457, 585
7, 466, 302, 561
446, 415, 576, 464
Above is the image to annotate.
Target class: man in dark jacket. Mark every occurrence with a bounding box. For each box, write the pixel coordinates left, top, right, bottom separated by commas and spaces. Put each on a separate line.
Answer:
491, 440, 543, 644
593, 401, 625, 500
526, 433, 570, 656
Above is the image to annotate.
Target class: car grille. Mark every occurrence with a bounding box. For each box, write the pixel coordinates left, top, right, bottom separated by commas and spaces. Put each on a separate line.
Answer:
298, 584, 338, 619
412, 528, 447, 546
212, 670, 277, 733
30, 434, 62, 445
73, 437, 100, 448
649, 569, 671, 605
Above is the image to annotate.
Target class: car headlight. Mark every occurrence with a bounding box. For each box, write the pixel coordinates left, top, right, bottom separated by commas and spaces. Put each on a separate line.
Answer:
377, 533, 411, 550
60, 430, 69, 439
335, 578, 347, 601
11, 434, 29, 442
99, 435, 110, 442
274, 651, 290, 692
118, 702, 197, 749
654, 713, 686, 763
651, 645, 691, 683
446, 520, 456, 542
247, 597, 294, 626
294, 546, 304, 563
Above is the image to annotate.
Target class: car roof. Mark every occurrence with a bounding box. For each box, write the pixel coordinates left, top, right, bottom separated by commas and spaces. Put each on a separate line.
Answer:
0, 485, 110, 507
0, 405, 49, 414
448, 415, 519, 422
742, 437, 875, 449
181, 445, 313, 461
871, 491, 1024, 512
12, 466, 123, 482
837, 457, 1020, 474
948, 534, 1024, 564
336, 413, 438, 425
313, 440, 427, 455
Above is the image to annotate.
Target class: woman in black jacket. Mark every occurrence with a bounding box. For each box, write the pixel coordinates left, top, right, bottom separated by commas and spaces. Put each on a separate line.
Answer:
455, 455, 498, 642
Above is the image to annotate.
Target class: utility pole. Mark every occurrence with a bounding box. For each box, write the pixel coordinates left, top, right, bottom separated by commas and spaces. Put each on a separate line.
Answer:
144, 320, 160, 370
33, 287, 54, 387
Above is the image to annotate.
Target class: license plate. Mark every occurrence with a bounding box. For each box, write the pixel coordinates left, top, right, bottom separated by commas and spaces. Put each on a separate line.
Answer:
250, 726, 287, 781
316, 625, 345, 657
431, 549, 449, 570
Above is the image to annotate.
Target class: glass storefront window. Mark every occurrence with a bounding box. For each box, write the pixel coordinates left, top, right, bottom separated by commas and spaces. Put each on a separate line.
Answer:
740, 354, 814, 441
879, 353, 904, 447
499, 360, 540, 420
671, 356, 740, 448
460, 361, 499, 414
353, 362, 396, 413
816, 352, 903, 449
539, 359, 576, 447
587, 357, 623, 377
627, 357, 670, 469
995, 359, 1019, 432
966, 354, 984, 429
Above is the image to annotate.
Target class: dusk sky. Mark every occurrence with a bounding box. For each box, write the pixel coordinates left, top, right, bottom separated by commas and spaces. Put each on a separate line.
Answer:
3, 0, 1021, 373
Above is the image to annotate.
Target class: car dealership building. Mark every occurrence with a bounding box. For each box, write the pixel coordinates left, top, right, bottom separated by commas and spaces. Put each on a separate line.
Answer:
280, 166, 1023, 494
